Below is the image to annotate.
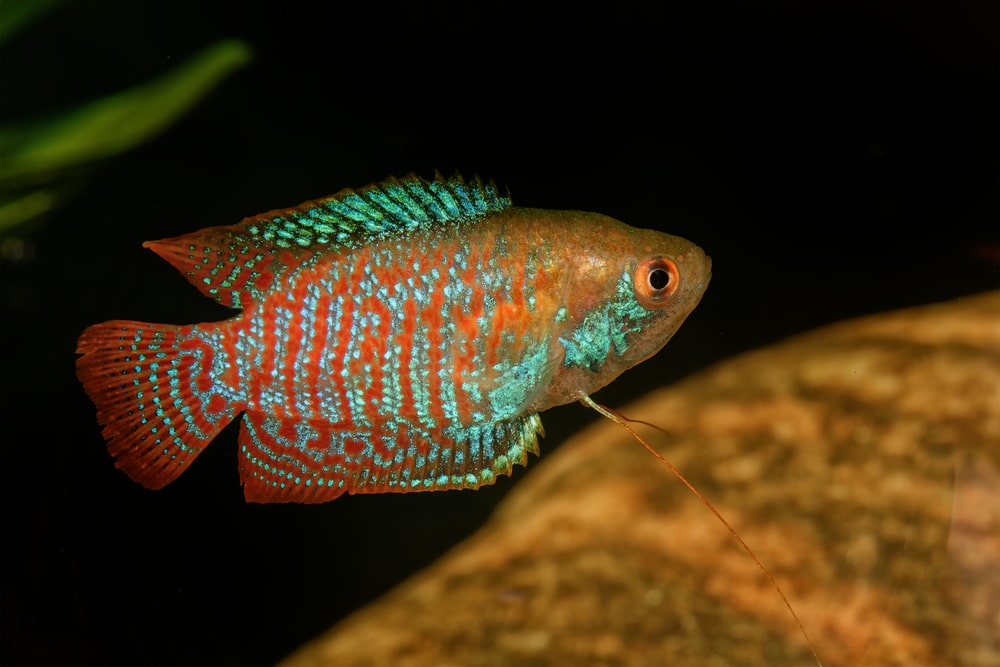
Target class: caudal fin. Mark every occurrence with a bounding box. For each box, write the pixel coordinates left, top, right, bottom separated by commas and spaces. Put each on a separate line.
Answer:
76, 320, 239, 489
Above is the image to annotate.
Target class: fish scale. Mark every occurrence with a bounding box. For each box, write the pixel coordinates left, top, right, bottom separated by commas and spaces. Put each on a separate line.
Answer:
77, 173, 711, 503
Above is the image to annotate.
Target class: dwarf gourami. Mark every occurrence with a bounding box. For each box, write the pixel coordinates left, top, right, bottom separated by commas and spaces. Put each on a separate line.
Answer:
76, 173, 711, 503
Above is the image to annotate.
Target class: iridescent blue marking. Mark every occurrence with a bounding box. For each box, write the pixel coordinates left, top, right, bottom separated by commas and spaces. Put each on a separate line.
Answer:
252, 174, 509, 256
174, 326, 241, 441
559, 271, 652, 371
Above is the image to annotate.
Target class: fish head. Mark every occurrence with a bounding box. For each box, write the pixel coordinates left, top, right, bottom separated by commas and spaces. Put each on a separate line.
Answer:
525, 213, 711, 413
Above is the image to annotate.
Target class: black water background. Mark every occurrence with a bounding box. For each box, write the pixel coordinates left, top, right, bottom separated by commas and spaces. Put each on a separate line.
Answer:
1, 2, 996, 665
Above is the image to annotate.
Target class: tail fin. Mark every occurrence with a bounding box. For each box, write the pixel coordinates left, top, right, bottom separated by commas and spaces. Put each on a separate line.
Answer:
76, 320, 240, 489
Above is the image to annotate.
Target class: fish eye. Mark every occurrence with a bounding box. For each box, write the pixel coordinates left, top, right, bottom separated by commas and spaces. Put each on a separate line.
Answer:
633, 256, 680, 308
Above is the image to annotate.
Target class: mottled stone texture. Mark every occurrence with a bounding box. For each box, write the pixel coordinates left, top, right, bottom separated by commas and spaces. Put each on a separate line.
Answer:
283, 293, 999, 667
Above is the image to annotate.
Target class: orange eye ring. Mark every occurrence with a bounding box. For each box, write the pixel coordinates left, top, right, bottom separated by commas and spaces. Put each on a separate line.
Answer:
633, 256, 680, 308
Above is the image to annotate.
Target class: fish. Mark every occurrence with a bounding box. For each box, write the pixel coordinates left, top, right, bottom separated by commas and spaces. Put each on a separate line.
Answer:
76, 173, 711, 503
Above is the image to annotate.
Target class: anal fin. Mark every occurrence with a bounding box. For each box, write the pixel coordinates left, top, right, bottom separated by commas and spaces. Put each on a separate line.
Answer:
237, 412, 545, 504
237, 412, 353, 504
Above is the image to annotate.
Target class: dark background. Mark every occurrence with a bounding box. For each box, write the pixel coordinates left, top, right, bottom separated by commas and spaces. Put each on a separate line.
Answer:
1, 1, 996, 664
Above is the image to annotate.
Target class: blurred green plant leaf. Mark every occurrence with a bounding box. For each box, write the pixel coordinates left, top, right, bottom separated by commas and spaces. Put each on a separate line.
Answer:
0, 0, 63, 42
1, 39, 251, 181
0, 39, 251, 231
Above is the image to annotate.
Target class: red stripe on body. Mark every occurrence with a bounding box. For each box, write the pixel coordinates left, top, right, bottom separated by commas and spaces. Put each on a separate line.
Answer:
356, 257, 396, 425
357, 297, 388, 426
175, 335, 221, 435
420, 245, 449, 426
253, 270, 275, 293
178, 337, 215, 394
509, 262, 528, 343
258, 307, 278, 403
448, 250, 485, 424
208, 394, 226, 414
281, 284, 308, 420
333, 262, 360, 367
334, 254, 366, 426
308, 289, 334, 418
486, 274, 528, 370
396, 297, 418, 422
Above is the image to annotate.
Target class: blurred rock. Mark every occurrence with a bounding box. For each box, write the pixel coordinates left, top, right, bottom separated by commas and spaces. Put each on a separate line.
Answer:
282, 292, 1000, 667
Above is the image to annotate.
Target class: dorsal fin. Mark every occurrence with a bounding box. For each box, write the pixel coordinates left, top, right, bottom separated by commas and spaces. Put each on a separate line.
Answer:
144, 173, 510, 309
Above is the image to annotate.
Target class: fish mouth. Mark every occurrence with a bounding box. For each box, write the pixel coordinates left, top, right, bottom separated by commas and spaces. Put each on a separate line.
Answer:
696, 253, 712, 293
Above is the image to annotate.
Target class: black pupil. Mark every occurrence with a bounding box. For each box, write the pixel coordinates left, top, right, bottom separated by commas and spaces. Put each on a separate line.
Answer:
648, 268, 671, 290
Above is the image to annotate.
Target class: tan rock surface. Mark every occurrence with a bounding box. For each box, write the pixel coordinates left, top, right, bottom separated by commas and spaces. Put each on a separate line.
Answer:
283, 292, 1000, 667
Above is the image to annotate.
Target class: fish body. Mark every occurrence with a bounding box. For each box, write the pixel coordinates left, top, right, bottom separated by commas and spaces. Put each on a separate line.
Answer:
77, 174, 710, 503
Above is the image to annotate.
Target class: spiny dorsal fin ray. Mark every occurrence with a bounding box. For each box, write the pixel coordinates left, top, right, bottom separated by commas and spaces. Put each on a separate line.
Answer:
144, 173, 510, 309
246, 172, 510, 250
